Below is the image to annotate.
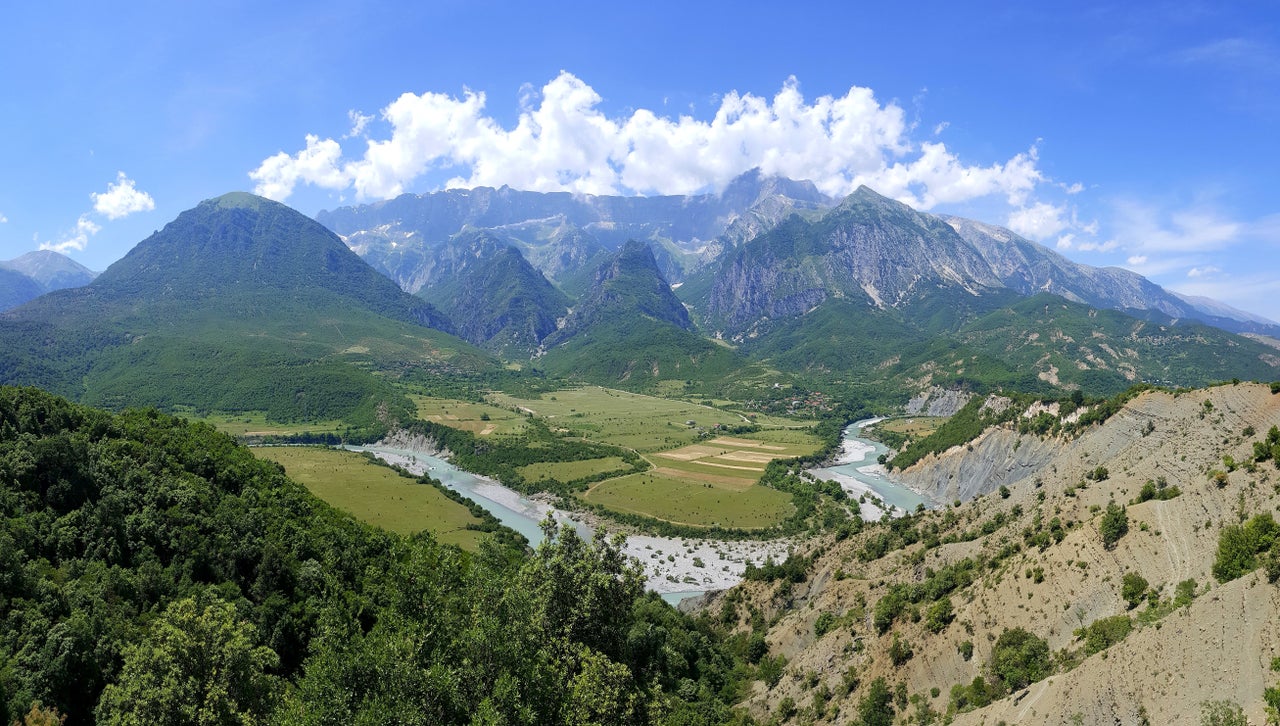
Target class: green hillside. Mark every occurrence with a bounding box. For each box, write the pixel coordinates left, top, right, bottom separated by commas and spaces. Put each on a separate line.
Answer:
0, 193, 495, 432
0, 386, 745, 724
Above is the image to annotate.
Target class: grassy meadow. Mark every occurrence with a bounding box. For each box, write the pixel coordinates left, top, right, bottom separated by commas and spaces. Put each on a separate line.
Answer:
518, 456, 631, 484
489, 386, 753, 452
189, 410, 348, 437
253, 446, 487, 550
410, 394, 529, 436
581, 470, 794, 529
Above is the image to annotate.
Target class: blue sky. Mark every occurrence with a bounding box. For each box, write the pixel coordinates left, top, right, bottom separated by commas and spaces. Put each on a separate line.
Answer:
3, 1, 1278, 319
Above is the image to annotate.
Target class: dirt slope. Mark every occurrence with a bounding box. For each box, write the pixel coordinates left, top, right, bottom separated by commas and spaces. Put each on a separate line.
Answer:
716, 382, 1280, 724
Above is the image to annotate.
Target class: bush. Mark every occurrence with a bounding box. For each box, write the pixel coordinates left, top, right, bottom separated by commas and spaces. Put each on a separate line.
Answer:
1099, 502, 1129, 549
1213, 513, 1279, 582
858, 677, 895, 726
1135, 476, 1180, 503
925, 597, 954, 633
1080, 614, 1133, 655
958, 640, 974, 661
888, 634, 914, 666
1120, 572, 1149, 609
1200, 700, 1247, 726
813, 611, 837, 638
990, 627, 1052, 692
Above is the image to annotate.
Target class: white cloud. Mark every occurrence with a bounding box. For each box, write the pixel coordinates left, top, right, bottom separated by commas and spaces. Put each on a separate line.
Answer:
1075, 238, 1119, 253
91, 172, 155, 220
250, 72, 1047, 211
0, 212, 7, 223
39, 215, 100, 253
1008, 201, 1068, 239
343, 110, 374, 139
1111, 200, 1241, 254
933, 121, 949, 135
1127, 255, 1148, 266
1187, 265, 1221, 278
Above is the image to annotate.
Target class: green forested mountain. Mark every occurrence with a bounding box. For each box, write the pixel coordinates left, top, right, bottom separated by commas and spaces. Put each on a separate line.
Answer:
0, 269, 43, 313
539, 240, 753, 389
416, 231, 571, 357
0, 193, 494, 430
674, 187, 1280, 393
0, 387, 746, 725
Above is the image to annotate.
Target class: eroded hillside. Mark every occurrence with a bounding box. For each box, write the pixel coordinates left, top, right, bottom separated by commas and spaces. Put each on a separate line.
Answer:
713, 382, 1280, 724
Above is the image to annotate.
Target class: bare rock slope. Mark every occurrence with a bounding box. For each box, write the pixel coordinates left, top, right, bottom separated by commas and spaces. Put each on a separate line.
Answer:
716, 382, 1280, 724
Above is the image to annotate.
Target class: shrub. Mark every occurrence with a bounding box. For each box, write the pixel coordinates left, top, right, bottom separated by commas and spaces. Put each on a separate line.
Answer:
958, 640, 974, 661
813, 611, 837, 638
858, 677, 895, 726
888, 634, 914, 666
1120, 572, 1149, 609
925, 597, 954, 633
1099, 502, 1129, 549
1200, 700, 1247, 726
1213, 513, 1279, 582
990, 627, 1052, 692
1080, 614, 1133, 655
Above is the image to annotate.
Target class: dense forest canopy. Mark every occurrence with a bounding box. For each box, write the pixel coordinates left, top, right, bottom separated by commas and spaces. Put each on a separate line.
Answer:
0, 387, 749, 724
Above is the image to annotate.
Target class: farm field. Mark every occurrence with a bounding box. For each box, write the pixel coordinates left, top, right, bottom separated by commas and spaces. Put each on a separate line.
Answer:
190, 410, 347, 437
648, 436, 821, 490
410, 395, 528, 436
518, 456, 631, 484
876, 416, 947, 438
490, 386, 783, 452
581, 470, 794, 529
253, 446, 487, 550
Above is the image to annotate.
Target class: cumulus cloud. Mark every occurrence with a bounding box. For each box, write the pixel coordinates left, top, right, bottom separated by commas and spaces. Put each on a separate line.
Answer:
1127, 255, 1148, 266
250, 72, 1046, 210
91, 172, 155, 220
40, 215, 100, 253
39, 172, 154, 254
1187, 265, 1221, 278
0, 212, 7, 223
1008, 202, 1068, 239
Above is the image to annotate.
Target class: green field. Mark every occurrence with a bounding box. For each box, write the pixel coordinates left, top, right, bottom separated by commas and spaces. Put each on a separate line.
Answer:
877, 416, 947, 438
518, 456, 630, 484
581, 471, 794, 529
253, 446, 486, 550
489, 386, 753, 452
410, 395, 528, 436
190, 411, 348, 437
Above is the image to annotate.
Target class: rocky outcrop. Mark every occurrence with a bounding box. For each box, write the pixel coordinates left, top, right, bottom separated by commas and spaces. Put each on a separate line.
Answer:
896, 427, 1059, 502
905, 387, 973, 417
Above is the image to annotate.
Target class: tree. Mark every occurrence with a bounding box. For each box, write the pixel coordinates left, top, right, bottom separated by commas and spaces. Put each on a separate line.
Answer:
95, 598, 279, 726
925, 597, 954, 633
990, 627, 1052, 692
1120, 572, 1149, 609
857, 677, 895, 726
1099, 501, 1129, 549
1213, 513, 1279, 582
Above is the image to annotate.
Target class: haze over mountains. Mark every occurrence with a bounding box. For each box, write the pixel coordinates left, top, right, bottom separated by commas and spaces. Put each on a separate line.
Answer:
0, 250, 96, 311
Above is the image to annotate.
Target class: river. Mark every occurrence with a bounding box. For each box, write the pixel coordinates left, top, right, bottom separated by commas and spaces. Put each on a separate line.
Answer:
808, 418, 934, 518
345, 443, 789, 604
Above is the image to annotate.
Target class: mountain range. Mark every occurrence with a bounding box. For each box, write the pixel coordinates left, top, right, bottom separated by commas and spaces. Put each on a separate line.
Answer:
319, 177, 1280, 396
1, 179, 1277, 428
0, 250, 97, 311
